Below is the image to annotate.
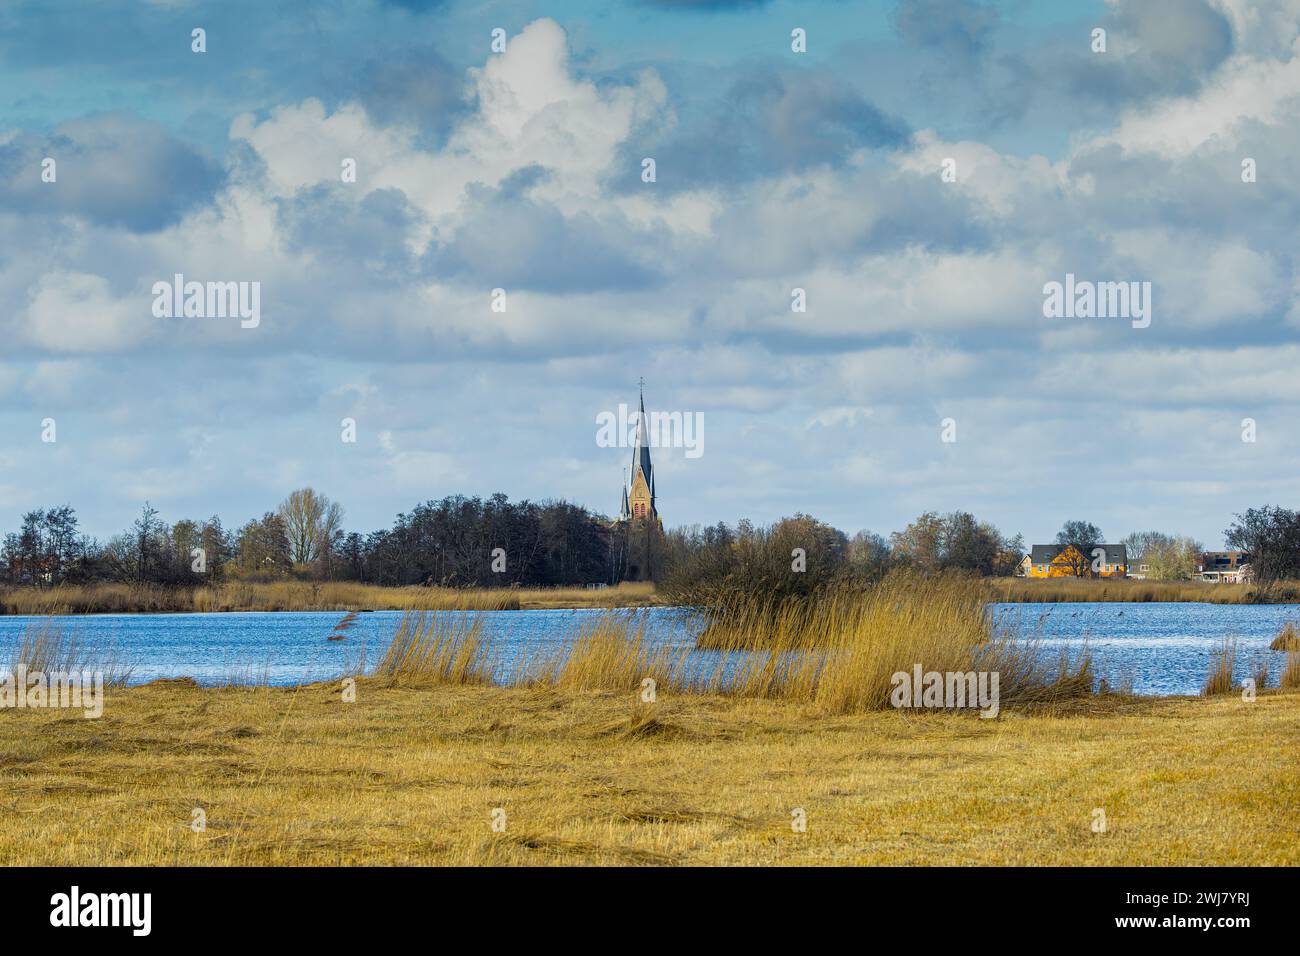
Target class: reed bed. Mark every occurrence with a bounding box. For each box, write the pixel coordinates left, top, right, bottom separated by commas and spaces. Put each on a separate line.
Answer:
1270, 622, 1300, 651
990, 577, 1300, 604
1281, 652, 1300, 690
0, 581, 520, 614
512, 581, 659, 609
0, 581, 664, 615
374, 573, 1096, 714
373, 612, 492, 686
2, 619, 132, 686
1201, 638, 1239, 696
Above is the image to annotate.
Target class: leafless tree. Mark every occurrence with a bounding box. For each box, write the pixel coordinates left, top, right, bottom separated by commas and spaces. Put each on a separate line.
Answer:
277, 488, 345, 567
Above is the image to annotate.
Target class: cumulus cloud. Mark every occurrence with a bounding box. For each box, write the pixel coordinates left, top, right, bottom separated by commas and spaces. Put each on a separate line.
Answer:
0, 114, 223, 231
3, 6, 1299, 547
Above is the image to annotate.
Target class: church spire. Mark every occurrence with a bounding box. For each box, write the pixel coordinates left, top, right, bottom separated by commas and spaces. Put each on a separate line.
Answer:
631, 377, 653, 493
621, 378, 657, 522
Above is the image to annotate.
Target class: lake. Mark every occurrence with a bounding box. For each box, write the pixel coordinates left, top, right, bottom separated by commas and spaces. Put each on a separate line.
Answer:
1, 601, 1296, 696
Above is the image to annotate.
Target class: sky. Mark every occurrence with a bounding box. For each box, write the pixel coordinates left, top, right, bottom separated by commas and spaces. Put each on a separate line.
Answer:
2, 0, 1299, 549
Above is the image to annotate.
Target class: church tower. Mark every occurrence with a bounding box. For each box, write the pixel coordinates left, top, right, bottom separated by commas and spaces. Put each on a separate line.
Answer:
620, 384, 658, 523
616, 381, 662, 581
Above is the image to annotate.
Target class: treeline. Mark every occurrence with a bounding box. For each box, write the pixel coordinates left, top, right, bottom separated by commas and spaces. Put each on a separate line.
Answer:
0, 490, 618, 588
6, 492, 1298, 594
660, 511, 1024, 605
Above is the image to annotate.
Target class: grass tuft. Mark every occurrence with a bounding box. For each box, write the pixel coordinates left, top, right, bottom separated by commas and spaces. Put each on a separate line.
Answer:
3, 619, 132, 686
374, 612, 490, 686
1281, 652, 1300, 690
1270, 622, 1300, 651
1201, 638, 1239, 696
369, 572, 1096, 715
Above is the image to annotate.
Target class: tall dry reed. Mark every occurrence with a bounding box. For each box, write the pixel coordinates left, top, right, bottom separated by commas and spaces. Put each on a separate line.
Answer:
373, 612, 491, 686
1281, 652, 1300, 690
0, 582, 519, 615
3, 619, 132, 686
1270, 622, 1300, 651
992, 577, 1300, 605
1201, 638, 1239, 696
373, 572, 1095, 714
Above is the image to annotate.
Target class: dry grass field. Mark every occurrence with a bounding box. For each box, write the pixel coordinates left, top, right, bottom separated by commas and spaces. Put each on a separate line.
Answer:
3, 574, 1295, 866
989, 576, 1300, 604
1, 680, 1296, 866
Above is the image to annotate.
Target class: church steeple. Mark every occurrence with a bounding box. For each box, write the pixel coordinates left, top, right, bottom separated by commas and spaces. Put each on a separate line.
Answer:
622, 378, 658, 522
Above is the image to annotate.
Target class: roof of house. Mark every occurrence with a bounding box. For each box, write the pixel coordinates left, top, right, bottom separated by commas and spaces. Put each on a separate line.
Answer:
1029, 543, 1128, 565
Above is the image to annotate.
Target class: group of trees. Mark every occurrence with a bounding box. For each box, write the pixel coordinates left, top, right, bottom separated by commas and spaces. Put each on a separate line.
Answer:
1224, 506, 1300, 583
347, 494, 612, 587
659, 510, 1024, 604
0, 490, 616, 589
1121, 530, 1202, 580
660, 515, 850, 604
0, 506, 94, 584
888, 512, 1024, 577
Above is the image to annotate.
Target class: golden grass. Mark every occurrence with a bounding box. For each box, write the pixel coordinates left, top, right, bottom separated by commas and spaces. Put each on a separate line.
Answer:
0, 678, 1295, 865
0, 581, 663, 615
513, 582, 659, 609
374, 613, 490, 687
3, 620, 132, 686
369, 574, 1092, 715
1271, 622, 1300, 651
1281, 652, 1300, 690
1201, 638, 1239, 696
990, 577, 1299, 604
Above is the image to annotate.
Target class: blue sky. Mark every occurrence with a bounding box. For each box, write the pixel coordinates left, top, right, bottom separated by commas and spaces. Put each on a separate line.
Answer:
2, 0, 1299, 549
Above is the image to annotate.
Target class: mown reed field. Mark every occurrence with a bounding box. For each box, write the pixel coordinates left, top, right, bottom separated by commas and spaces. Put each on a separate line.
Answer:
374, 573, 1094, 714
990, 577, 1300, 604
1, 677, 1295, 865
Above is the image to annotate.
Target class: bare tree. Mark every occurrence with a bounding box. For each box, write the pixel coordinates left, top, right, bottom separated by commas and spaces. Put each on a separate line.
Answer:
277, 488, 345, 567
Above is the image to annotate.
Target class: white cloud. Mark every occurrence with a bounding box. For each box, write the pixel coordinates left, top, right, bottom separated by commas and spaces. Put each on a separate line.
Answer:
22, 272, 155, 353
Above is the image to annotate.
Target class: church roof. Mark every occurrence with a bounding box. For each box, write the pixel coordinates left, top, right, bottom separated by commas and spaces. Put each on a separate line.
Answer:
619, 382, 657, 521
630, 387, 654, 492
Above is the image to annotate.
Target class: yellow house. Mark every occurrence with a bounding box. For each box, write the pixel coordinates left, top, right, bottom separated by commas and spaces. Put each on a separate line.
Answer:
1022, 544, 1128, 578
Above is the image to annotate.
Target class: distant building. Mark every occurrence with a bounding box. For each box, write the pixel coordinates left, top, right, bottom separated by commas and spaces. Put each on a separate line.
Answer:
619, 386, 658, 524
614, 383, 663, 581
1198, 551, 1251, 583
1022, 543, 1128, 578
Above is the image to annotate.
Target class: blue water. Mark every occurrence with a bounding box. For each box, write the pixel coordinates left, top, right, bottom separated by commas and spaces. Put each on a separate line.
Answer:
989, 602, 1299, 695
1, 602, 1296, 696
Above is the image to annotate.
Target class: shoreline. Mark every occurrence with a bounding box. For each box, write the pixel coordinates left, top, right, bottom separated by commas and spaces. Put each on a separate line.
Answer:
0, 581, 664, 615
6, 577, 1300, 615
